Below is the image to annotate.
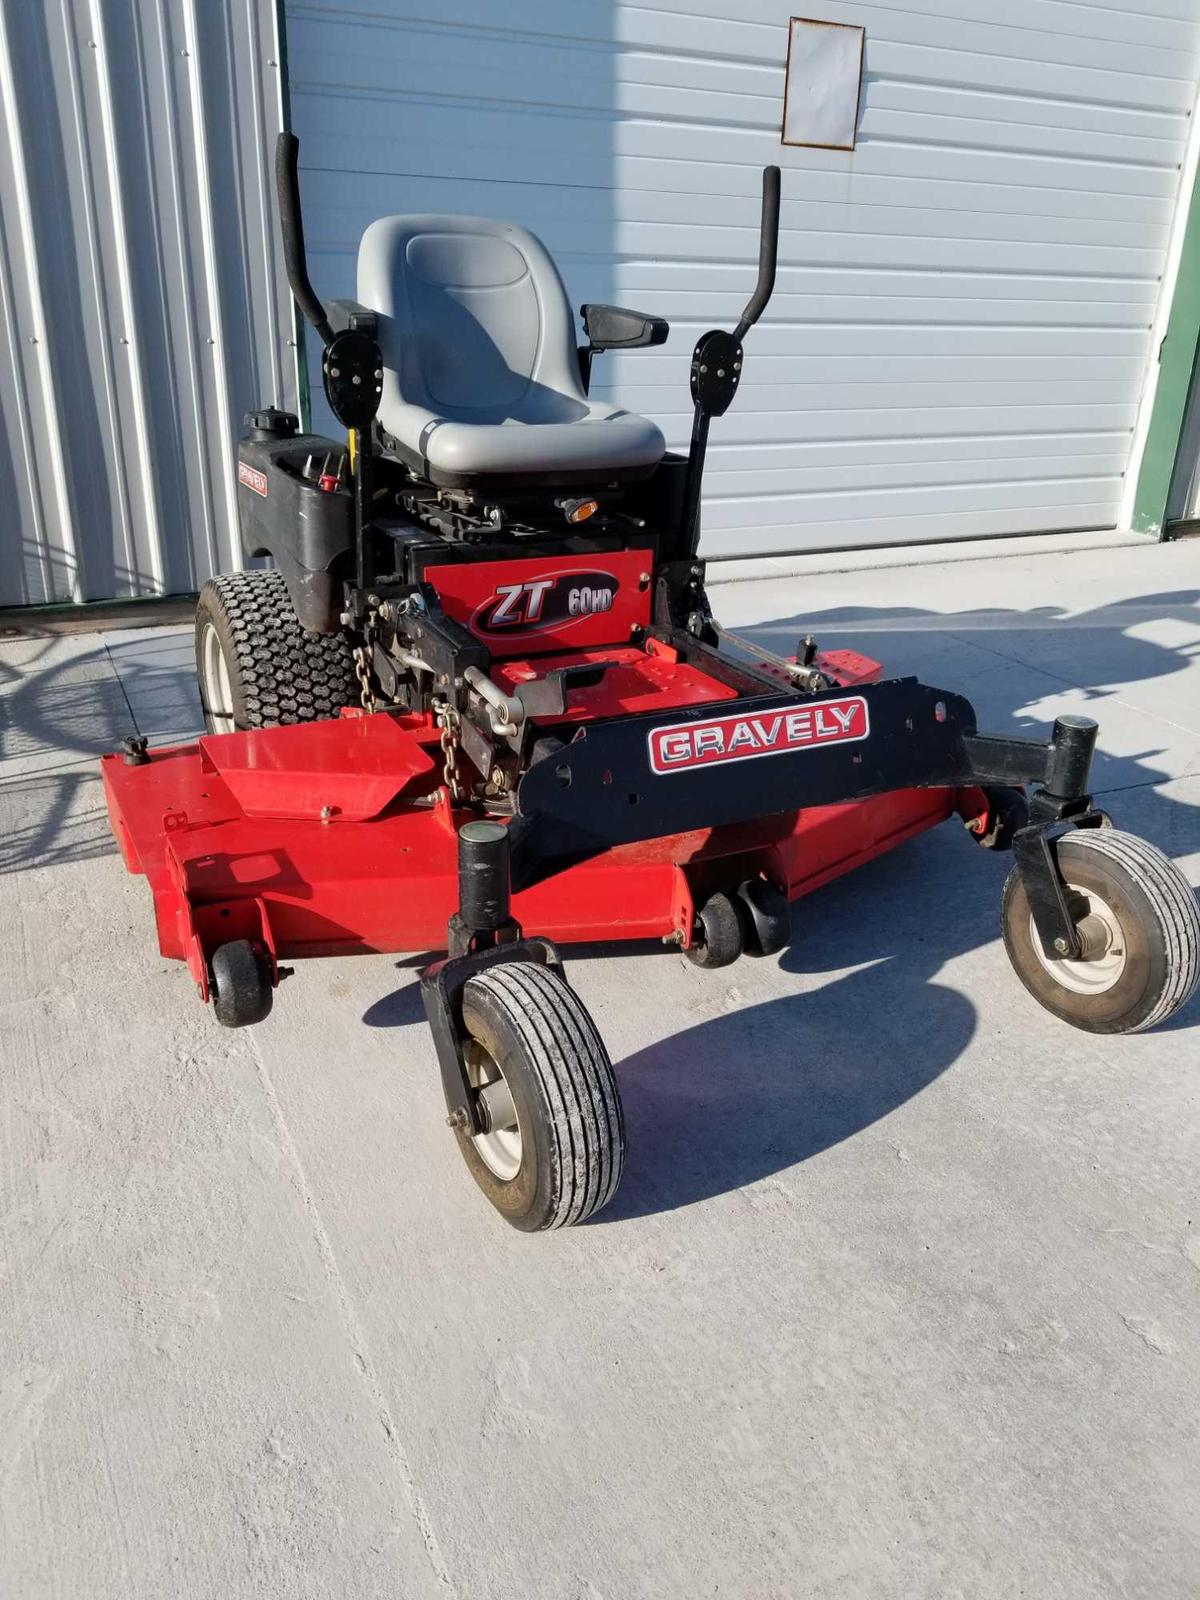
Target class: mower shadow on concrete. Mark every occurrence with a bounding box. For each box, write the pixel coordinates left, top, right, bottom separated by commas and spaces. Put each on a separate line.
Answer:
596, 826, 986, 1221
605, 812, 1200, 1222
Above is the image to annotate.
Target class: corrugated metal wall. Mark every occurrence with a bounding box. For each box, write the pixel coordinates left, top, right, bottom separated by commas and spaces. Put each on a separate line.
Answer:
285, 0, 1200, 558
0, 0, 295, 607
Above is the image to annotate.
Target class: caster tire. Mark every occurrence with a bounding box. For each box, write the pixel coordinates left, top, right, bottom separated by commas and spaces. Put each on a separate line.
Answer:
456, 962, 624, 1230
974, 786, 1029, 851
684, 891, 743, 969
196, 569, 356, 733
210, 939, 273, 1028
1001, 829, 1200, 1034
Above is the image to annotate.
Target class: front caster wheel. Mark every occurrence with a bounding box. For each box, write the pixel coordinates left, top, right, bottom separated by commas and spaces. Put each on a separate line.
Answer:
210, 939, 273, 1028
1001, 829, 1200, 1034
456, 962, 624, 1230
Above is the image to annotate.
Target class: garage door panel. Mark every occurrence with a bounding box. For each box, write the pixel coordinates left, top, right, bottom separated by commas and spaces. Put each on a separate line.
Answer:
649, 401, 1140, 446
302, 166, 1169, 258
856, 105, 1182, 169
636, 0, 1199, 56
593, 379, 1142, 414
706, 449, 1129, 497
606, 353, 1146, 387
287, 18, 781, 111
293, 94, 1183, 201
306, 194, 1165, 279
865, 78, 1189, 146
293, 0, 1200, 57
634, 327, 1150, 358
618, 277, 1157, 311
705, 471, 1121, 524
328, 0, 1200, 90
702, 501, 1120, 555
638, 0, 1200, 77
295, 107, 1171, 226
294, 48, 1186, 167
288, 0, 1195, 552
707, 431, 1130, 474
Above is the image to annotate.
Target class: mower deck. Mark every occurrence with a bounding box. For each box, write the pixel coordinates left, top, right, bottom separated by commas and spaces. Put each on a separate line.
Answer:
101, 643, 964, 996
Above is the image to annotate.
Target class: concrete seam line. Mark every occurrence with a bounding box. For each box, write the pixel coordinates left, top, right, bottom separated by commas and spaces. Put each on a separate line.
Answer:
246, 1031, 458, 1593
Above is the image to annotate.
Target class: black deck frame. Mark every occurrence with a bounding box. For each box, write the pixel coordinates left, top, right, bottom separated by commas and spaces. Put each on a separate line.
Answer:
508, 627, 1104, 968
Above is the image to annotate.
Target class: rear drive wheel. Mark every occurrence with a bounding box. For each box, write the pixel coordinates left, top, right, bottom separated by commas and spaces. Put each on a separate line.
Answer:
195, 569, 356, 733
456, 962, 624, 1230
1001, 829, 1200, 1034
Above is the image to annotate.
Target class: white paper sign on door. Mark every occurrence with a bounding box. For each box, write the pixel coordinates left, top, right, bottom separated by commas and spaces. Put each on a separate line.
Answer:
782, 17, 865, 152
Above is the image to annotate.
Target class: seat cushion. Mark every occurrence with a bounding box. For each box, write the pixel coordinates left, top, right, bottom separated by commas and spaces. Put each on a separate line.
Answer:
417, 405, 666, 479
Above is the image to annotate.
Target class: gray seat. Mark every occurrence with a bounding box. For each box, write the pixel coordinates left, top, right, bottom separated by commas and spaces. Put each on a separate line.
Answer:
357, 214, 666, 488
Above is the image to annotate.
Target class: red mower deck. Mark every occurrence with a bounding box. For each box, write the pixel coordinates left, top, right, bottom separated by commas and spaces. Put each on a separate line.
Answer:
103, 645, 975, 999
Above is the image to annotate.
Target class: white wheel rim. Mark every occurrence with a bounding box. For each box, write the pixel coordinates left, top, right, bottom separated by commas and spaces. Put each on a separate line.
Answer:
465, 1040, 522, 1181
200, 622, 236, 733
1030, 884, 1127, 996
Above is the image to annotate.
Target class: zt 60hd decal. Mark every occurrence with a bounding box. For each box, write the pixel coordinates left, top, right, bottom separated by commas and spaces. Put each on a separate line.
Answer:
473, 570, 618, 634
648, 697, 869, 775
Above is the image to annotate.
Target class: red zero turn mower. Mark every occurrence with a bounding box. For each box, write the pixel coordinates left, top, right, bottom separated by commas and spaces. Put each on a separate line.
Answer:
103, 137, 1200, 1229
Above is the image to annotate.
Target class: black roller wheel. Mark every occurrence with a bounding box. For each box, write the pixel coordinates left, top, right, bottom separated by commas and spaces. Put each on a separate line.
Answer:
973, 786, 1029, 851
684, 891, 743, 969
736, 878, 791, 957
1001, 829, 1200, 1034
195, 569, 357, 733
456, 962, 624, 1230
210, 939, 273, 1028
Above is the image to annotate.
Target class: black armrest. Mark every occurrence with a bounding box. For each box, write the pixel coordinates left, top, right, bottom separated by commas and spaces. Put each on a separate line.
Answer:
580, 303, 669, 350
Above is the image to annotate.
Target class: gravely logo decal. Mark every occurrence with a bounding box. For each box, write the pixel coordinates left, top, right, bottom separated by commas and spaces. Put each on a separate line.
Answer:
473, 569, 618, 634
648, 696, 869, 775
238, 461, 268, 498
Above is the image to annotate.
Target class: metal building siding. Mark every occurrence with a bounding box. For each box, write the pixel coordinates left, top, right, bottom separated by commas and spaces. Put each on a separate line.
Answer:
0, 0, 294, 607
285, 0, 1200, 557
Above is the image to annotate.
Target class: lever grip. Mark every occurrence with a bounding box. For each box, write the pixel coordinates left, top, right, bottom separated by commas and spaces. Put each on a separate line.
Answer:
733, 165, 780, 342
275, 132, 333, 346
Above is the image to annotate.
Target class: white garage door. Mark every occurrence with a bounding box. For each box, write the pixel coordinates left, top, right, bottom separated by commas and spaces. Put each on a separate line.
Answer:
286, 0, 1200, 557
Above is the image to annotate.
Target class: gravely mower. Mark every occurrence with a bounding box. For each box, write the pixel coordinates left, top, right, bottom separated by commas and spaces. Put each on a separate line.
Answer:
102, 136, 1200, 1229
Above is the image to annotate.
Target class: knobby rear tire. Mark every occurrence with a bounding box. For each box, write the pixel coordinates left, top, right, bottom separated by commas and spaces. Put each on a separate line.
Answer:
195, 569, 356, 732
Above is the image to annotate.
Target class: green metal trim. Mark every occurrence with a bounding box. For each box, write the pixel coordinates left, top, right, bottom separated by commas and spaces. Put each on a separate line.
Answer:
273, 0, 311, 432
1132, 153, 1200, 538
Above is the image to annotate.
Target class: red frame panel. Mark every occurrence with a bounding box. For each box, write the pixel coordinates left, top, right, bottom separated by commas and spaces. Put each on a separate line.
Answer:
424, 548, 653, 655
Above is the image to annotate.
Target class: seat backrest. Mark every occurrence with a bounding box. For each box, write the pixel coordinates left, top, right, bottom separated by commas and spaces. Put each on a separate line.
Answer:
357, 214, 587, 425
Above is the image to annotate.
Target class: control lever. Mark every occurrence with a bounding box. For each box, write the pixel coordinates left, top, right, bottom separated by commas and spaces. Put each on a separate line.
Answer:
678, 167, 781, 555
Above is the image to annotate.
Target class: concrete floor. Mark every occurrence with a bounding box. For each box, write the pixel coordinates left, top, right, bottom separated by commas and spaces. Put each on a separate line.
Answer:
1, 537, 1198, 1599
